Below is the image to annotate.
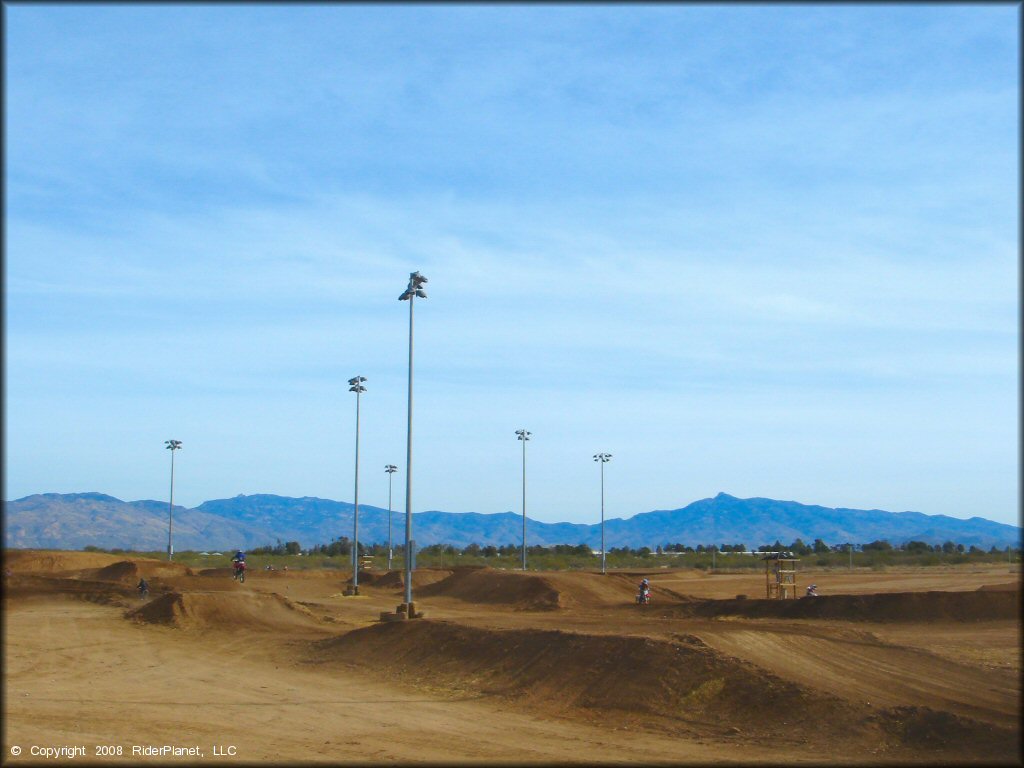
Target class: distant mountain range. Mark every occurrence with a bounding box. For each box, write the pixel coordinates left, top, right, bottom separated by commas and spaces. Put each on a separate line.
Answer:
3, 491, 1019, 551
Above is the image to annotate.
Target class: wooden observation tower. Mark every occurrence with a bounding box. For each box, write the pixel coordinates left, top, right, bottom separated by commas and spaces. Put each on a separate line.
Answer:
763, 552, 800, 599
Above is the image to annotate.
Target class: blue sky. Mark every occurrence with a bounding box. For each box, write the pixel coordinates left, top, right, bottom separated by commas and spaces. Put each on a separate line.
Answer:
4, 5, 1019, 528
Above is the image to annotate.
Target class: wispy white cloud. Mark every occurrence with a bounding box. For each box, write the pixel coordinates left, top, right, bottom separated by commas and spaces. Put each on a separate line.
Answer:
5, 4, 1017, 526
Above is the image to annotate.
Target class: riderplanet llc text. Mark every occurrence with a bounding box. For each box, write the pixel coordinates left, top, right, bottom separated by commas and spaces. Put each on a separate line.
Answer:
8, 744, 239, 759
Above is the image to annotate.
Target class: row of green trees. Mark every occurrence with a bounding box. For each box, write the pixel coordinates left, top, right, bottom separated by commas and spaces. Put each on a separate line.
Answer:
81, 536, 1015, 561
660, 538, 1012, 556
250, 540, 302, 556
232, 535, 1019, 571
80, 536, 1019, 571
242, 535, 1012, 560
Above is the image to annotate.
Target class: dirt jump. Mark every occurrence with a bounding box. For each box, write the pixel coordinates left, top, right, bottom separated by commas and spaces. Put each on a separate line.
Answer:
3, 550, 1020, 764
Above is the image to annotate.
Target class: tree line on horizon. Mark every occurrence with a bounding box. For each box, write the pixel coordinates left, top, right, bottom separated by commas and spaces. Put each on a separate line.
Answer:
243, 535, 1013, 558
80, 533, 1020, 572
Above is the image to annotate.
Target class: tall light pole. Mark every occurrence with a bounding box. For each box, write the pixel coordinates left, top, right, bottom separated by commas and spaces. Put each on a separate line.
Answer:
398, 270, 427, 610
594, 453, 612, 574
516, 429, 531, 571
348, 376, 367, 594
164, 440, 182, 561
385, 464, 397, 571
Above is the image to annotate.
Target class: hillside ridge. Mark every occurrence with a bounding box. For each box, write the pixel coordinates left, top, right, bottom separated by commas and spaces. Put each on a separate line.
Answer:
4, 491, 1018, 551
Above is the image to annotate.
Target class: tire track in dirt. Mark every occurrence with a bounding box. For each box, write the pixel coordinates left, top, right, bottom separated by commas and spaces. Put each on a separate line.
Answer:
689, 628, 1020, 729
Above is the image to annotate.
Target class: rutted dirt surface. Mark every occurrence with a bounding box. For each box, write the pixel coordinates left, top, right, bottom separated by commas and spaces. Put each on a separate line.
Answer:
3, 551, 1020, 764
415, 567, 564, 610
126, 590, 324, 631
667, 590, 1020, 622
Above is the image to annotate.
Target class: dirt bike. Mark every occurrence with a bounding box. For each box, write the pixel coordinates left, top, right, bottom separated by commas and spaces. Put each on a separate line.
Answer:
138, 584, 149, 600
232, 561, 246, 583
636, 588, 651, 605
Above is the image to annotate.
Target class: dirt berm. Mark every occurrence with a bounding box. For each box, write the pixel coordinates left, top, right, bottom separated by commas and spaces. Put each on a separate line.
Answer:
319, 620, 838, 729
406, 567, 692, 609
352, 568, 454, 590
315, 620, 1016, 757
89, 559, 195, 581
395, 566, 672, 610
2, 573, 138, 605
668, 590, 1019, 622
126, 590, 323, 631
976, 580, 1020, 591
4, 549, 126, 573
414, 567, 564, 610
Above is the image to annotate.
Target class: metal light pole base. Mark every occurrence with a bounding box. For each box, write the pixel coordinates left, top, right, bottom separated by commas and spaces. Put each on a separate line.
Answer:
380, 601, 424, 621
342, 585, 360, 596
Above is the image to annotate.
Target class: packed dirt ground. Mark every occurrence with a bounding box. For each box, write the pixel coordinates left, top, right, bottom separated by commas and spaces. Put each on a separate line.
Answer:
3, 550, 1020, 765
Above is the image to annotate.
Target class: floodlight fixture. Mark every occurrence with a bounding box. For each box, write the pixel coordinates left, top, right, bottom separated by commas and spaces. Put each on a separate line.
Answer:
399, 271, 428, 301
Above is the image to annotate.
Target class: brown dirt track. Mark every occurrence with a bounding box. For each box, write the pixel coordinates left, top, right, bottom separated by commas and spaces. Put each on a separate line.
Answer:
2, 552, 1020, 765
